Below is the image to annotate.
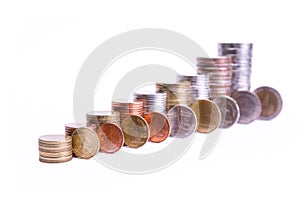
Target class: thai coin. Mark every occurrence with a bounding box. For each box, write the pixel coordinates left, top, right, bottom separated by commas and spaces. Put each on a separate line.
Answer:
97, 123, 124, 153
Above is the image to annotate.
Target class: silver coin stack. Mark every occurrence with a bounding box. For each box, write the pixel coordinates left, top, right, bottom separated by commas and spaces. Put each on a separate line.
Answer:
218, 43, 253, 92
197, 57, 232, 98
177, 74, 210, 100
133, 92, 167, 115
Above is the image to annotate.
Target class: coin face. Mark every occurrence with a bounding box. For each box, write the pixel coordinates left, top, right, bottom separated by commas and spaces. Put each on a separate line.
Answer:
167, 104, 197, 138
232, 91, 261, 124
191, 100, 221, 133
254, 86, 282, 120
72, 127, 100, 159
121, 115, 149, 148
213, 96, 240, 128
144, 112, 171, 143
97, 123, 124, 153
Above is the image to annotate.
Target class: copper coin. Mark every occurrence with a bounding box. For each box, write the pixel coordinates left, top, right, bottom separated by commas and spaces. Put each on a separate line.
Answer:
167, 104, 197, 138
191, 100, 221, 133
232, 91, 261, 124
213, 96, 240, 128
254, 86, 282, 120
144, 112, 171, 143
97, 123, 124, 153
121, 115, 149, 148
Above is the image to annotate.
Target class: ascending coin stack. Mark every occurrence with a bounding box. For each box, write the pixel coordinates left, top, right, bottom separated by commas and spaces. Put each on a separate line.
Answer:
133, 92, 167, 115
112, 100, 143, 122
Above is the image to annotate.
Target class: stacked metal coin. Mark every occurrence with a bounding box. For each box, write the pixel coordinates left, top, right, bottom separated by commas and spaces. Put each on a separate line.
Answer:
65, 123, 85, 136
133, 92, 167, 115
38, 135, 72, 163
197, 56, 232, 98
218, 43, 253, 92
156, 82, 193, 111
86, 111, 121, 131
177, 74, 210, 100
112, 100, 143, 122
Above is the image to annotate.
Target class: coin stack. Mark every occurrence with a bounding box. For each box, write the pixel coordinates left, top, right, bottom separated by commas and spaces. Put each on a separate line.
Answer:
133, 92, 167, 115
65, 123, 85, 136
38, 135, 72, 163
177, 74, 210, 100
86, 111, 121, 131
112, 100, 143, 122
218, 43, 253, 92
156, 82, 193, 111
197, 57, 232, 98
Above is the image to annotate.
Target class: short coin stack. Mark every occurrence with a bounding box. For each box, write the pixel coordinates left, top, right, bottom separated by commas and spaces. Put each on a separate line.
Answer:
133, 92, 167, 115
197, 57, 232, 98
112, 100, 143, 122
38, 135, 72, 163
218, 43, 253, 92
65, 123, 85, 136
86, 111, 121, 131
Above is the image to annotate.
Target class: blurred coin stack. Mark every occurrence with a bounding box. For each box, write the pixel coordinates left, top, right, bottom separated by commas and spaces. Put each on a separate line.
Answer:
177, 74, 210, 100
218, 43, 253, 92
156, 82, 193, 111
65, 123, 85, 136
133, 92, 167, 114
38, 135, 72, 163
86, 111, 121, 131
112, 100, 143, 122
197, 57, 232, 98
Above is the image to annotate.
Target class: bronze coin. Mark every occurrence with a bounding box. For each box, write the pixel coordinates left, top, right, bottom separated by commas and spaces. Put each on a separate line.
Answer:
232, 91, 262, 124
191, 100, 221, 133
121, 115, 149, 148
254, 86, 282, 120
144, 112, 171, 143
97, 123, 124, 153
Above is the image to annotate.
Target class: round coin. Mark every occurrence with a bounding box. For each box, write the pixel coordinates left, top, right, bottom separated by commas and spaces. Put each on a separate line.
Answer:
39, 155, 72, 163
97, 123, 124, 153
253, 86, 282, 120
39, 135, 72, 145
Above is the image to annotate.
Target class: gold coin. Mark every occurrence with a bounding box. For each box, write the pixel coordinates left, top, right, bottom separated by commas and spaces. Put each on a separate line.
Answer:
39, 155, 72, 163
121, 115, 149, 148
72, 127, 100, 159
191, 99, 221, 133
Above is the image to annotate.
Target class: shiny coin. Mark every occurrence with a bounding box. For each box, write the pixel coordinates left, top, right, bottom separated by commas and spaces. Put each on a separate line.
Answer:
39, 135, 72, 145
39, 155, 72, 163
191, 99, 221, 133
144, 112, 171, 143
39, 151, 73, 158
121, 115, 149, 148
65, 123, 85, 136
254, 86, 282, 120
232, 91, 261, 124
97, 123, 124, 153
72, 127, 100, 159
213, 96, 240, 128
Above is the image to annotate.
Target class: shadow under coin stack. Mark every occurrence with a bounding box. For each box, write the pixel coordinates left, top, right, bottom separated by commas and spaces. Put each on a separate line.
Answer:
218, 43, 253, 92
86, 111, 120, 132
133, 92, 167, 115
112, 100, 143, 122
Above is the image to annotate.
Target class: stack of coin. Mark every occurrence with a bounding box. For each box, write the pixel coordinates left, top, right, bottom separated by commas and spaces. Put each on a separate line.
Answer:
218, 43, 253, 92
156, 82, 193, 111
112, 100, 143, 122
86, 111, 121, 131
38, 135, 72, 163
197, 56, 232, 98
177, 74, 210, 100
133, 92, 167, 115
65, 123, 85, 136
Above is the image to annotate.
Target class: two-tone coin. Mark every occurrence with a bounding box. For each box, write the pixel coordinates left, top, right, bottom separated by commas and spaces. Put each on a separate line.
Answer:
97, 123, 124, 153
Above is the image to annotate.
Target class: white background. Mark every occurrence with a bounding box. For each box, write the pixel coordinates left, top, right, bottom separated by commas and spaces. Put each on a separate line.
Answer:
2, 0, 300, 199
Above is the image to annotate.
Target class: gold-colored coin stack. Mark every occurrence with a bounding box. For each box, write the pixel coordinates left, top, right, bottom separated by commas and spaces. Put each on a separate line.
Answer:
156, 82, 193, 111
38, 135, 72, 163
112, 100, 143, 122
86, 111, 121, 131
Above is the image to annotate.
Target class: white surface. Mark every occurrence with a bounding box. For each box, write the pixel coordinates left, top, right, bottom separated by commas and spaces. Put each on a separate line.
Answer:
2, 0, 299, 199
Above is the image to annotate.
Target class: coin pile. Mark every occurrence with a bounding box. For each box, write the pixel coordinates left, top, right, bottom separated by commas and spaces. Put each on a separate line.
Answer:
133, 92, 167, 115
177, 74, 210, 100
112, 100, 143, 122
39, 135, 72, 163
218, 43, 253, 92
197, 57, 232, 98
86, 111, 121, 131
156, 82, 193, 111
65, 123, 85, 136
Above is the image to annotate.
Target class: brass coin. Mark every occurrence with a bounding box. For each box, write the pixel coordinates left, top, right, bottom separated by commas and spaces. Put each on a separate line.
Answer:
72, 127, 100, 159
254, 86, 282, 120
191, 99, 221, 133
39, 135, 72, 145
121, 115, 149, 148
39, 155, 72, 163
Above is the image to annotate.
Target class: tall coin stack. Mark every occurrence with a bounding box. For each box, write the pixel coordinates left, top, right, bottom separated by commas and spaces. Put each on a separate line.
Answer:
197, 57, 232, 98
112, 100, 143, 122
156, 82, 193, 111
177, 74, 210, 100
86, 111, 121, 131
133, 92, 167, 115
218, 43, 253, 92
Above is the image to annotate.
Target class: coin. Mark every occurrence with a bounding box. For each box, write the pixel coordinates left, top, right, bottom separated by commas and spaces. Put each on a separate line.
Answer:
213, 96, 240, 128
39, 135, 72, 145
253, 86, 282, 120
121, 115, 149, 148
65, 123, 85, 136
144, 112, 171, 143
112, 100, 143, 122
39, 155, 72, 163
97, 123, 124, 153
39, 151, 73, 158
134, 92, 167, 114
232, 91, 261, 124
72, 127, 100, 159
191, 99, 221, 133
